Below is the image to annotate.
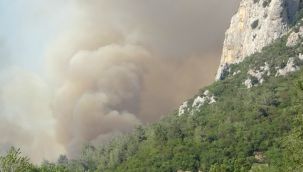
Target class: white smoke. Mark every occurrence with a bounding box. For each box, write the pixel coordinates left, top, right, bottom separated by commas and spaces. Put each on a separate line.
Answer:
0, 0, 240, 161
0, 67, 64, 163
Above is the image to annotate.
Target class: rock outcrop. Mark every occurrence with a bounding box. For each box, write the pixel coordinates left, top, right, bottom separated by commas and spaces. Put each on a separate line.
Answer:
286, 26, 303, 47
178, 101, 189, 116
243, 62, 271, 88
275, 57, 300, 76
178, 90, 216, 116
216, 0, 303, 80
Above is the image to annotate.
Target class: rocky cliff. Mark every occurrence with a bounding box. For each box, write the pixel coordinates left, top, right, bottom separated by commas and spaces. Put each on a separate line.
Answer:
216, 0, 303, 80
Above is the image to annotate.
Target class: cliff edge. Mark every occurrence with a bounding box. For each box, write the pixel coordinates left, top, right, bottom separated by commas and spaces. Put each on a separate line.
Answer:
216, 0, 303, 80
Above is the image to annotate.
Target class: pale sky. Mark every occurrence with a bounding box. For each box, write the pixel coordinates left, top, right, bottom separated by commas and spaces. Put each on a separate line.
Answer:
0, 0, 70, 73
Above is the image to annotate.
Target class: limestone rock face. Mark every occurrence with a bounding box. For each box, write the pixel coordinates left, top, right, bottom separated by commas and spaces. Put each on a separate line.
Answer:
286, 26, 303, 47
275, 57, 300, 76
216, 0, 303, 80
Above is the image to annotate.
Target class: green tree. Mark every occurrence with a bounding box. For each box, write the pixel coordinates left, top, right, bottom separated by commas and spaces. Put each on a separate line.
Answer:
282, 115, 303, 171
0, 147, 36, 172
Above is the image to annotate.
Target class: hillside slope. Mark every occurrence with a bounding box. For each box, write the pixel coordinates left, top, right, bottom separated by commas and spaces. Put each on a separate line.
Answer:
2, 4, 303, 172
35, 19, 303, 172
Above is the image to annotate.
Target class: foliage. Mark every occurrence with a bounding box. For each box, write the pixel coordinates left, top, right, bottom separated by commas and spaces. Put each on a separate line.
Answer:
0, 147, 36, 172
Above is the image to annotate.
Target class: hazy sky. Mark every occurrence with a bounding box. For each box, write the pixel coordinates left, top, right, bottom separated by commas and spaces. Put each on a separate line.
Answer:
0, 0, 71, 73
0, 0, 240, 162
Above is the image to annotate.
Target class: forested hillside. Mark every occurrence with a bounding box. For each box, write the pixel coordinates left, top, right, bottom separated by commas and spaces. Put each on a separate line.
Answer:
2, 8, 303, 172
73, 20, 303, 172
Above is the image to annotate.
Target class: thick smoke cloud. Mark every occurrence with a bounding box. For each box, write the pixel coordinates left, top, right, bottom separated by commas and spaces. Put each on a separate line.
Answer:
47, 0, 240, 157
0, 0, 240, 161
0, 68, 64, 162
52, 45, 147, 156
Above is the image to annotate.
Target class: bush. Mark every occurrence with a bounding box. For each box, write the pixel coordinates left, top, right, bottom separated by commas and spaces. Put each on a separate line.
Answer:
0, 147, 36, 172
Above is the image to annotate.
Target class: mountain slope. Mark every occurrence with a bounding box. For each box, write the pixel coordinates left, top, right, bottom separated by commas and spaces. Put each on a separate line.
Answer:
2, 2, 303, 172
216, 0, 303, 80
44, 19, 303, 172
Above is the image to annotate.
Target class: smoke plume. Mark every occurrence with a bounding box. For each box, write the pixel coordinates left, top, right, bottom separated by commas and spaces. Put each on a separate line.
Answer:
51, 44, 148, 156
0, 68, 64, 162
0, 0, 240, 160
46, 0, 240, 157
